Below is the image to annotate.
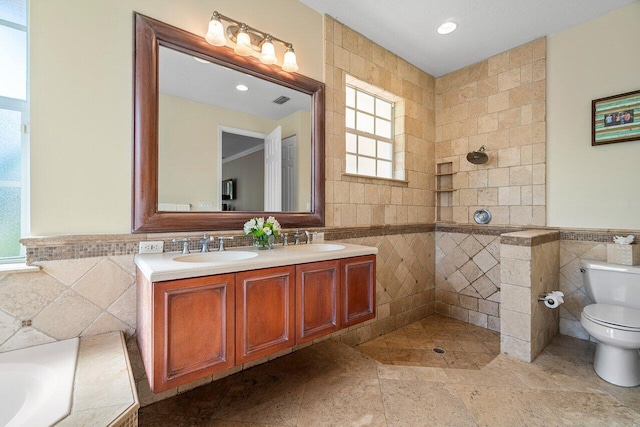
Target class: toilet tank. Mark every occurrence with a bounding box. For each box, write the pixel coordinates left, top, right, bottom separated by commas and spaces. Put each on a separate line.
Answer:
580, 260, 640, 309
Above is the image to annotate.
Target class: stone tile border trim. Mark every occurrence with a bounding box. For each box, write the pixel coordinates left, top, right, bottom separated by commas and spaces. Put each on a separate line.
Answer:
20, 223, 637, 263
21, 224, 436, 263
500, 230, 560, 247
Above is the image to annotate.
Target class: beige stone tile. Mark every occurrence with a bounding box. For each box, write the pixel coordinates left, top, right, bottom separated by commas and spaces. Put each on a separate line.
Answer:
498, 106, 521, 129
509, 83, 533, 108
510, 206, 533, 225
487, 91, 510, 113
381, 380, 475, 426
57, 404, 130, 427
498, 186, 521, 205
488, 51, 509, 76
73, 259, 134, 309
376, 363, 447, 382
0, 327, 55, 352
0, 272, 66, 318
32, 290, 101, 340
74, 333, 134, 412
498, 146, 521, 167
498, 68, 521, 92
36, 257, 100, 286
298, 375, 386, 427
477, 112, 498, 133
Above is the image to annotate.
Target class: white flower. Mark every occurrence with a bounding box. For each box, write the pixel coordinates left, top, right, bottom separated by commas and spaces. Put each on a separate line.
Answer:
256, 217, 265, 228
264, 227, 272, 235
243, 219, 254, 234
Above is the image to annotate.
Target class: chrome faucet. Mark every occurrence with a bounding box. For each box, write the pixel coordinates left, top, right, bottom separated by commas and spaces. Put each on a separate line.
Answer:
199, 234, 213, 252
217, 236, 234, 251
293, 229, 309, 245
172, 238, 191, 254
283, 233, 289, 246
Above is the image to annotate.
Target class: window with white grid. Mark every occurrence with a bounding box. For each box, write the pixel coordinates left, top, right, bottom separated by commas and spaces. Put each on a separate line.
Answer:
345, 84, 394, 179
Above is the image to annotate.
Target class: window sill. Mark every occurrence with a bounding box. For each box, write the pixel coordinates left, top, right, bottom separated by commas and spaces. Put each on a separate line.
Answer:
0, 263, 40, 275
341, 173, 409, 187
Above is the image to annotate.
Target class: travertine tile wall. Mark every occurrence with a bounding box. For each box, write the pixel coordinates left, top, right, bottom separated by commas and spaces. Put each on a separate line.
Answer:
435, 39, 546, 226
435, 231, 501, 331
324, 16, 436, 226
500, 231, 560, 362
0, 256, 136, 352
0, 231, 434, 372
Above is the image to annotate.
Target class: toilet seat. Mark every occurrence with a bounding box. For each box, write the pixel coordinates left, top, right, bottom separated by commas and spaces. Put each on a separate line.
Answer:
582, 304, 640, 332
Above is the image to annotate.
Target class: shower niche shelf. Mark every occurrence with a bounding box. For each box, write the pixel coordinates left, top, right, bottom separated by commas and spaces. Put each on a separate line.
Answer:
436, 162, 455, 222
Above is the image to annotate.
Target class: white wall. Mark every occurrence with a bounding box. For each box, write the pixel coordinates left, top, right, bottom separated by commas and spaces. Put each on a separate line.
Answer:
29, 0, 323, 235
547, 2, 640, 229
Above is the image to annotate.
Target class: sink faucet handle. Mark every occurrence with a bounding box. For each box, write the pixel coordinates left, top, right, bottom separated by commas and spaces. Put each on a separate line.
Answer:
283, 233, 289, 246
172, 238, 191, 254
304, 230, 310, 244
217, 236, 234, 251
198, 234, 213, 252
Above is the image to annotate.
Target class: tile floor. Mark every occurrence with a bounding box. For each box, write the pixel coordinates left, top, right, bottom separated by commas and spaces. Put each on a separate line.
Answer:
356, 315, 500, 369
138, 315, 640, 426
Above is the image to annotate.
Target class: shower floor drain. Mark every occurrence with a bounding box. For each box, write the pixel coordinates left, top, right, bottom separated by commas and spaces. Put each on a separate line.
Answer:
432, 347, 446, 354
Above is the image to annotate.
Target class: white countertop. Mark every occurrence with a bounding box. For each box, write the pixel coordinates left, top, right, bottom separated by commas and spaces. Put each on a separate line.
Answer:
135, 242, 378, 282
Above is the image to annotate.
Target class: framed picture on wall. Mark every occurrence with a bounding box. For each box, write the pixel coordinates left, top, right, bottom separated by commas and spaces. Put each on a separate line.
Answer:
592, 89, 640, 146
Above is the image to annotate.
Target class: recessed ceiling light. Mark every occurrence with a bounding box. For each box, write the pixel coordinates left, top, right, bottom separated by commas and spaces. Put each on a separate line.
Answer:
193, 56, 211, 64
437, 21, 457, 35
236, 84, 249, 91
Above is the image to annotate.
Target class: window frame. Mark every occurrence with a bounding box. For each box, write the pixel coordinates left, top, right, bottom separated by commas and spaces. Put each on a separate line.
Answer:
0, 7, 29, 264
345, 83, 395, 179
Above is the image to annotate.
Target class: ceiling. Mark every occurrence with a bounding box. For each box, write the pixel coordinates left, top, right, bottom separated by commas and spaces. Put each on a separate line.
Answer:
299, 0, 637, 77
159, 46, 310, 121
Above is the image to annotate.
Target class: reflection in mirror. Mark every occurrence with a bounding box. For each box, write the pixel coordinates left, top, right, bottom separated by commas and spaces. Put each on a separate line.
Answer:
157, 46, 312, 213
132, 13, 324, 232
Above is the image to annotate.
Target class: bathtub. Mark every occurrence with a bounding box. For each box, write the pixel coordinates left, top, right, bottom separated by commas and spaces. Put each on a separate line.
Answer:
0, 338, 79, 427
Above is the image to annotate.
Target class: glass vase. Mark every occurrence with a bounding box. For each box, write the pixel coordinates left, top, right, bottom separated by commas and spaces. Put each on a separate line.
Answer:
253, 234, 274, 250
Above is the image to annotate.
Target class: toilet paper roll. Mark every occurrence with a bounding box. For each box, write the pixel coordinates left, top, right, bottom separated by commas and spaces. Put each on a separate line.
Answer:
543, 291, 564, 309
544, 295, 561, 308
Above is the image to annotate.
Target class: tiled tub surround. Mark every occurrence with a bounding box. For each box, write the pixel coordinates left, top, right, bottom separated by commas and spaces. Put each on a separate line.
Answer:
500, 230, 560, 362
58, 332, 139, 426
435, 38, 547, 226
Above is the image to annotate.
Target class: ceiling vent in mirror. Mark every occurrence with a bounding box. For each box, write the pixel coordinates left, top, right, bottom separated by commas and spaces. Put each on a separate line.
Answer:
273, 96, 290, 105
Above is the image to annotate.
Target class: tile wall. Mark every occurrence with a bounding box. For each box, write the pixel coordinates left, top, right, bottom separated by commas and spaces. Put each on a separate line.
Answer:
324, 16, 436, 226
500, 231, 560, 362
434, 228, 503, 332
0, 228, 435, 407
435, 38, 547, 226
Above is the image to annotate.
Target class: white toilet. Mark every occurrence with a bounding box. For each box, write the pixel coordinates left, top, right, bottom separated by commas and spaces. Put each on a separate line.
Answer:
580, 260, 640, 387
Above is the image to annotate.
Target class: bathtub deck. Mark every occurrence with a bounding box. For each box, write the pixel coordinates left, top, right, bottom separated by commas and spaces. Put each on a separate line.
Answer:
56, 332, 139, 426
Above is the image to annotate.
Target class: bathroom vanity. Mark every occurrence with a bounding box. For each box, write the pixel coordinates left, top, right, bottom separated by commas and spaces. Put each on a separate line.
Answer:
135, 243, 377, 392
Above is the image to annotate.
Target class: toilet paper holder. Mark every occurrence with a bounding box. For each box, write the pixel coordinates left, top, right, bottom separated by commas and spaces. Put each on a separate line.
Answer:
537, 291, 564, 308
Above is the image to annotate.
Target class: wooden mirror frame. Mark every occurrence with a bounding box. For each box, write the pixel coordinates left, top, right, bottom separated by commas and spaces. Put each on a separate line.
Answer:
133, 13, 325, 233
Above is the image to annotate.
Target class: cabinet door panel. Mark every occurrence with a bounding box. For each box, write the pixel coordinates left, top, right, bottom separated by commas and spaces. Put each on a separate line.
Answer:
153, 274, 234, 392
341, 255, 376, 327
236, 266, 295, 364
296, 260, 340, 344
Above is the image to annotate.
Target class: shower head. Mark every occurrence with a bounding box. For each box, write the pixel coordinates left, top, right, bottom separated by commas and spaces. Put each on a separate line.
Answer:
466, 145, 488, 164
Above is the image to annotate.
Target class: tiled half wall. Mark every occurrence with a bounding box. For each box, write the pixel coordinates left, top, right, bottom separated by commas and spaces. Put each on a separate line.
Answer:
0, 226, 436, 359
435, 227, 504, 331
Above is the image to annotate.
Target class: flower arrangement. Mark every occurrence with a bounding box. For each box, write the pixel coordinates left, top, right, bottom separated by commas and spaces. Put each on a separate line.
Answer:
244, 216, 281, 249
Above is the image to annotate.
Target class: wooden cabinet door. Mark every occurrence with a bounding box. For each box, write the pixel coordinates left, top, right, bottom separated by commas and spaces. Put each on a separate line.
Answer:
296, 260, 340, 344
236, 266, 295, 364
341, 255, 376, 327
152, 274, 234, 392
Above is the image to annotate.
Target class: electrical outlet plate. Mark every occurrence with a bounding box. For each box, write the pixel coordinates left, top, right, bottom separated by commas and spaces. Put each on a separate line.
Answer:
139, 240, 164, 254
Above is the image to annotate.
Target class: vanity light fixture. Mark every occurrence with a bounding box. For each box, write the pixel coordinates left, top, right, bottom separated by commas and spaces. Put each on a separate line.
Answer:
205, 11, 299, 72
437, 21, 457, 35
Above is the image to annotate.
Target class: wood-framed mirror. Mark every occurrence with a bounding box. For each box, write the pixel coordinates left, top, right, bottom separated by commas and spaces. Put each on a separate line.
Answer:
133, 13, 325, 233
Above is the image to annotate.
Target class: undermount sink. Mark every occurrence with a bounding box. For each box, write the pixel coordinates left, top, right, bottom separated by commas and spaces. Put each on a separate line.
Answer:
173, 251, 258, 263
286, 243, 346, 252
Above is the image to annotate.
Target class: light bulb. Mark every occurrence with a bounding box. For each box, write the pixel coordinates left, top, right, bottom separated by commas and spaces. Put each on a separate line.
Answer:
260, 38, 277, 65
205, 16, 226, 46
282, 47, 298, 73
437, 21, 457, 35
234, 27, 253, 56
